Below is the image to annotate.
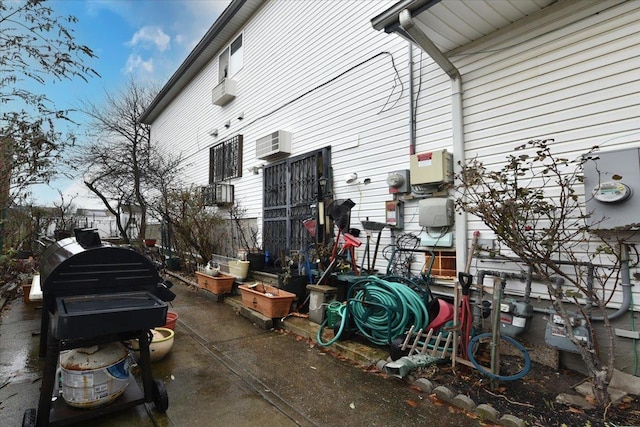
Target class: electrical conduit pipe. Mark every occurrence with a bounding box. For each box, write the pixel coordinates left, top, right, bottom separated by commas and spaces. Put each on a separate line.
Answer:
399, 10, 468, 280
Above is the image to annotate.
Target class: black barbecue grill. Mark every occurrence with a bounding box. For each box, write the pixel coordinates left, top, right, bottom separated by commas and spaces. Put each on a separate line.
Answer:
25, 229, 175, 427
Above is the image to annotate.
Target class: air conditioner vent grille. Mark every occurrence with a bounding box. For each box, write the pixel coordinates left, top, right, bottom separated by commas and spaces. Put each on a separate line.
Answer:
201, 183, 234, 206
256, 130, 291, 160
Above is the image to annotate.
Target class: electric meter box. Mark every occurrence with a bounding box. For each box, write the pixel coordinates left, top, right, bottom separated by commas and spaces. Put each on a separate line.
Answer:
387, 170, 410, 194
410, 150, 453, 187
583, 147, 640, 229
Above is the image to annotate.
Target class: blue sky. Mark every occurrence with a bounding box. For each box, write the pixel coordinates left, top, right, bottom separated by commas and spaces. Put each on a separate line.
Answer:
28, 0, 231, 208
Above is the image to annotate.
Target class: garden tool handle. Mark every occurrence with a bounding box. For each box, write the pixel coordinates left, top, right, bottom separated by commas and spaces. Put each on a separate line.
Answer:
458, 272, 473, 296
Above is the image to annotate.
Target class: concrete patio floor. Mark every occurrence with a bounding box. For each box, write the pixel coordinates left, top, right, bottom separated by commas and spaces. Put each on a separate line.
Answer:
0, 278, 481, 426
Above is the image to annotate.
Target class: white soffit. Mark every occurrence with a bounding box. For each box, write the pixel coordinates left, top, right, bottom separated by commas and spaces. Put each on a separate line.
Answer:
372, 0, 557, 53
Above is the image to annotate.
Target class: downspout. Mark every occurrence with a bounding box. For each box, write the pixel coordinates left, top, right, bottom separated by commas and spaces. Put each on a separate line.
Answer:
399, 10, 468, 277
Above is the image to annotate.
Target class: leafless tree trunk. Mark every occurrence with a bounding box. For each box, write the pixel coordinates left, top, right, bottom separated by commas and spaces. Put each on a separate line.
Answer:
77, 79, 161, 242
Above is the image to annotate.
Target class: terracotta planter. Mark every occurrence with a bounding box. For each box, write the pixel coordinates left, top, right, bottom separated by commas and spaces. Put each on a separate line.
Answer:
238, 283, 295, 318
196, 271, 235, 294
164, 311, 178, 330
22, 284, 32, 304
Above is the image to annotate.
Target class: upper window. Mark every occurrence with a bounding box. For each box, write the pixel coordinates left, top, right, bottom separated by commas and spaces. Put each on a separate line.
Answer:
218, 34, 243, 82
210, 135, 243, 183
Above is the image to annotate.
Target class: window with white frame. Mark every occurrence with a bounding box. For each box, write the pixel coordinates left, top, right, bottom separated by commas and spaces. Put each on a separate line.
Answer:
218, 33, 243, 82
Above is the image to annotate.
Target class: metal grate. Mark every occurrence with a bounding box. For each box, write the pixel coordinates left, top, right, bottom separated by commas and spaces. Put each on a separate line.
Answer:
210, 135, 243, 182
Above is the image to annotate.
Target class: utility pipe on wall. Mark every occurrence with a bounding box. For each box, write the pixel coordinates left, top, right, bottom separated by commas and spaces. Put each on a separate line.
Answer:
408, 42, 415, 155
475, 251, 633, 321
399, 9, 468, 276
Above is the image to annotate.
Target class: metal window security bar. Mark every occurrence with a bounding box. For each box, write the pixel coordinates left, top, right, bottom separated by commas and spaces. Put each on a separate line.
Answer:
210, 135, 243, 182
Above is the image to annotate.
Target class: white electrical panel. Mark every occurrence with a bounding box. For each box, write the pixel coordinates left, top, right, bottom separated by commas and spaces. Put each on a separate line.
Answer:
410, 149, 453, 192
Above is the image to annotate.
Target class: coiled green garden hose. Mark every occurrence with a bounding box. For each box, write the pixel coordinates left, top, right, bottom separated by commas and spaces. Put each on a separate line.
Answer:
317, 276, 430, 347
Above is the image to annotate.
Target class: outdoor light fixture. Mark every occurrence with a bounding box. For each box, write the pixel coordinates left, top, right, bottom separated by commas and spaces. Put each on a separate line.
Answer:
208, 128, 218, 137
318, 176, 328, 195
344, 173, 359, 185
237, 112, 244, 120
248, 165, 264, 175
224, 120, 231, 128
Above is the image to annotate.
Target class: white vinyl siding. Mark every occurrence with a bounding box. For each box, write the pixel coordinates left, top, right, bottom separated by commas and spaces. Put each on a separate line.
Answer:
425, 0, 640, 305
148, 0, 639, 298
150, 0, 409, 241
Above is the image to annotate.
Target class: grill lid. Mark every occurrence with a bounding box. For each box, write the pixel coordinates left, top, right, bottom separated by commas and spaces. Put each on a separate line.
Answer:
39, 229, 167, 310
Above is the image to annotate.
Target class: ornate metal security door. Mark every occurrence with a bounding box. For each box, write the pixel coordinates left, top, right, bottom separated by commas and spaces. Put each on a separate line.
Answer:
263, 148, 331, 263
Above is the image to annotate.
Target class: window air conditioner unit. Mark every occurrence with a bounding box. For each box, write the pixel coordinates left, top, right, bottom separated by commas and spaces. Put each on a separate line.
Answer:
256, 130, 291, 160
212, 79, 237, 106
201, 183, 234, 206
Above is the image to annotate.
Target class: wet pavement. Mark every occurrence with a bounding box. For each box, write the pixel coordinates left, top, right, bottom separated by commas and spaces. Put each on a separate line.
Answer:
0, 279, 481, 426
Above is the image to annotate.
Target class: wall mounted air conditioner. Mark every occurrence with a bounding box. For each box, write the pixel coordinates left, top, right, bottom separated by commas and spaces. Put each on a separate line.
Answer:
201, 183, 234, 206
212, 79, 237, 106
255, 130, 291, 160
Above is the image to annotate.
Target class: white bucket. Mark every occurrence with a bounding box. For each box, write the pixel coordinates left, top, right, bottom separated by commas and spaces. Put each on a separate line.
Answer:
229, 260, 250, 280
60, 342, 130, 409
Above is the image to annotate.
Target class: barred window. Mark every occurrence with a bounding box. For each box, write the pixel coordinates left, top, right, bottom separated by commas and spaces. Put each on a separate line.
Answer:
209, 135, 243, 183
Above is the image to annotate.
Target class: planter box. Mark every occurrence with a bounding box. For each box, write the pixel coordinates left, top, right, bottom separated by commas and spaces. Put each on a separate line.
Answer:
195, 271, 235, 294
238, 284, 295, 318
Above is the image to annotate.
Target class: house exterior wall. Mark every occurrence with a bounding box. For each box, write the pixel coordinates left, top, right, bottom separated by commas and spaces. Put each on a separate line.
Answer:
150, 0, 414, 254
148, 0, 639, 374
440, 0, 640, 299
411, 0, 639, 374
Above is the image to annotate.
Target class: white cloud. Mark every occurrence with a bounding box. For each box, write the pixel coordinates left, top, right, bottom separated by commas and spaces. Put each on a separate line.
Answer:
124, 54, 154, 74
127, 26, 171, 52
173, 0, 231, 52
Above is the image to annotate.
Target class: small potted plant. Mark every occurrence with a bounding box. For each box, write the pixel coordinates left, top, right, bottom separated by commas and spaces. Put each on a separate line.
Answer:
230, 203, 264, 271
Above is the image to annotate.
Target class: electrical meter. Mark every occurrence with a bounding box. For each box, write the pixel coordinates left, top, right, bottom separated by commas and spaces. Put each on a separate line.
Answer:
592, 182, 632, 203
387, 170, 410, 194
583, 147, 640, 229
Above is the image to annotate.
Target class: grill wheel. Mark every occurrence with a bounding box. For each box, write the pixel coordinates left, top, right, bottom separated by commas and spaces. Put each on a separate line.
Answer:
153, 378, 169, 412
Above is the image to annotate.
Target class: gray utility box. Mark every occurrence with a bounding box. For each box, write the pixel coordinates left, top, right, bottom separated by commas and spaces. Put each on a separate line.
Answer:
583, 147, 640, 230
